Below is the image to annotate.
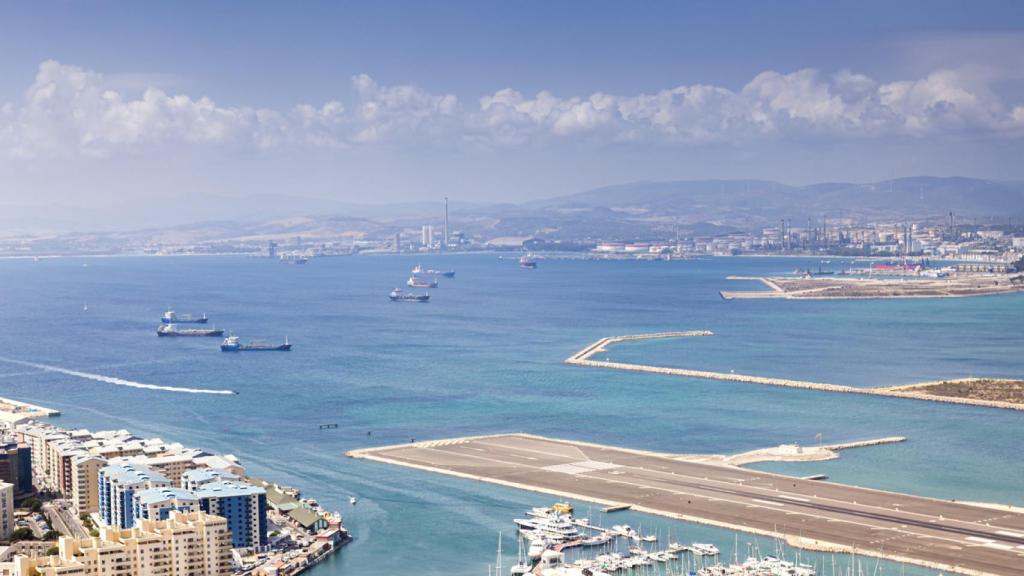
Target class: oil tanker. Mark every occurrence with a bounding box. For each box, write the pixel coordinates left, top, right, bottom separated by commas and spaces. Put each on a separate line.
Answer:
157, 324, 224, 337
220, 336, 291, 351
161, 310, 208, 324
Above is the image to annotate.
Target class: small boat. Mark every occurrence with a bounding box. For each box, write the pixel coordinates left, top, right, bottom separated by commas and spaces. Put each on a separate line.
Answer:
519, 255, 537, 269
691, 543, 720, 556
527, 538, 548, 560
406, 275, 438, 288
220, 335, 291, 351
161, 310, 209, 324
389, 288, 429, 302
581, 533, 612, 547
157, 324, 224, 337
349, 496, 358, 505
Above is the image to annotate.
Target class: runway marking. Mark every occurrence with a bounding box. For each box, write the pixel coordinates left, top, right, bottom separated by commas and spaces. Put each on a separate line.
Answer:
380, 438, 1024, 561
780, 495, 811, 502
996, 530, 1024, 538
477, 438, 589, 461
467, 438, 1024, 541
752, 499, 785, 507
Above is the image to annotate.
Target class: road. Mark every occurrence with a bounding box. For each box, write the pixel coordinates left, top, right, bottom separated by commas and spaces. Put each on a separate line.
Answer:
350, 434, 1024, 576
44, 501, 89, 539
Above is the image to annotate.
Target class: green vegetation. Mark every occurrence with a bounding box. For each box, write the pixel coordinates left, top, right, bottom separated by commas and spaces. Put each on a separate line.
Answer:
9, 527, 35, 542
920, 379, 1024, 404
46, 546, 59, 556
23, 497, 42, 513
43, 530, 62, 541
80, 513, 96, 530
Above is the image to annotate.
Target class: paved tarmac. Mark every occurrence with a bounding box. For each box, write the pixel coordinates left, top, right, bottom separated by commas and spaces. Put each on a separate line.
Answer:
350, 434, 1024, 576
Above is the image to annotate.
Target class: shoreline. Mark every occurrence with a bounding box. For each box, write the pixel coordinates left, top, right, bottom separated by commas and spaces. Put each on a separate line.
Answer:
721, 275, 1024, 301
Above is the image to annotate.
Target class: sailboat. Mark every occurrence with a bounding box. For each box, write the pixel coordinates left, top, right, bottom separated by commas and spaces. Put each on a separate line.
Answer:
510, 531, 531, 575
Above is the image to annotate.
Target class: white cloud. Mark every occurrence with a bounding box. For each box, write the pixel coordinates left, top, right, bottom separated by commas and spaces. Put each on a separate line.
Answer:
2, 59, 1023, 159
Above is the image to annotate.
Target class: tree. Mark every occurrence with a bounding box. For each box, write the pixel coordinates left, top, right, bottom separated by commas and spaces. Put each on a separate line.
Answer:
24, 497, 42, 513
46, 546, 59, 556
43, 530, 62, 541
9, 527, 35, 542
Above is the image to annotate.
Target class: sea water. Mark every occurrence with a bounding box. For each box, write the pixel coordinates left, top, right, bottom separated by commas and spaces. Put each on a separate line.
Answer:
1, 254, 1020, 575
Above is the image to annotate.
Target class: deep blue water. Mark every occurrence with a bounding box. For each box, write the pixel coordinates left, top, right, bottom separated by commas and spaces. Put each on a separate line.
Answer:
0, 254, 1021, 576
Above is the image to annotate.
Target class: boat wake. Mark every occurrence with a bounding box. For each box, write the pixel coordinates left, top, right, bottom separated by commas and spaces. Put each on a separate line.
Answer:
0, 358, 237, 395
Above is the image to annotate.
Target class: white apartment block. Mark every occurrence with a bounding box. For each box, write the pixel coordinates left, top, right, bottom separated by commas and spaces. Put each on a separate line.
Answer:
0, 511, 232, 576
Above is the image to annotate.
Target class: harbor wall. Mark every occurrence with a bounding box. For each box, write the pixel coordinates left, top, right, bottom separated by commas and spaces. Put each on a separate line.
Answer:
566, 334, 1024, 412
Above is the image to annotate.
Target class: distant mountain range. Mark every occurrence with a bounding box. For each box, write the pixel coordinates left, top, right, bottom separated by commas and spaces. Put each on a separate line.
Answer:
529, 176, 1024, 225
4, 176, 1023, 244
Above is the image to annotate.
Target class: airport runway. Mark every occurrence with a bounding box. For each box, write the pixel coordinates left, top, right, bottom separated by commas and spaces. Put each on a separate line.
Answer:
349, 434, 1024, 576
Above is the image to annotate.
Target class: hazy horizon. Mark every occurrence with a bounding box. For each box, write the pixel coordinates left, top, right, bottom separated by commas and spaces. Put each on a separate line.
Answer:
3, 1, 1024, 232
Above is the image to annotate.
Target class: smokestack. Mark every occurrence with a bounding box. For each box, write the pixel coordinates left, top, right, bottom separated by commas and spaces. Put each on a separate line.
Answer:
443, 197, 449, 252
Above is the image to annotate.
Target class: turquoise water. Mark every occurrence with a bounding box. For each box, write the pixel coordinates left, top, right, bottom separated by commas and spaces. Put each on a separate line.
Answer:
0, 254, 1021, 576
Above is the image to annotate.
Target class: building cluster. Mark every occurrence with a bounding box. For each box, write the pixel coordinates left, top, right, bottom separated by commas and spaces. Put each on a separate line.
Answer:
3, 510, 232, 576
0, 422, 345, 576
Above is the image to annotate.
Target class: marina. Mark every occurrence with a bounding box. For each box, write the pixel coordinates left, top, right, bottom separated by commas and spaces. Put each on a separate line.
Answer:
349, 433, 1024, 576
566, 333, 1024, 412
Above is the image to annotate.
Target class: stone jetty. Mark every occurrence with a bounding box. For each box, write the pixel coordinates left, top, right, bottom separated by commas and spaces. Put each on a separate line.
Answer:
566, 333, 1024, 412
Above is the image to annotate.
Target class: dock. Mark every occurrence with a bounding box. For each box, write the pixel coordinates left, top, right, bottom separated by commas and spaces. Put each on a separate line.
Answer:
348, 433, 1024, 576
565, 333, 1024, 412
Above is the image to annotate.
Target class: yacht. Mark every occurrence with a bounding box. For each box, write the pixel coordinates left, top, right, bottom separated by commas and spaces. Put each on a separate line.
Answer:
514, 517, 581, 542
691, 543, 721, 556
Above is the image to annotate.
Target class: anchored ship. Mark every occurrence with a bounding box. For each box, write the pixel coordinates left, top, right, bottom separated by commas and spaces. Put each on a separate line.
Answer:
220, 335, 291, 351
406, 275, 438, 288
161, 310, 208, 324
389, 288, 430, 302
411, 264, 455, 278
157, 324, 224, 337
519, 255, 538, 269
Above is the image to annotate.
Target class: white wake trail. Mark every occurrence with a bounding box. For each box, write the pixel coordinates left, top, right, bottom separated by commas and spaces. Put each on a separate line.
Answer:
0, 358, 237, 395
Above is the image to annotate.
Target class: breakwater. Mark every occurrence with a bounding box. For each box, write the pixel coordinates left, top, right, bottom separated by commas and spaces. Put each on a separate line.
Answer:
566, 333, 1024, 412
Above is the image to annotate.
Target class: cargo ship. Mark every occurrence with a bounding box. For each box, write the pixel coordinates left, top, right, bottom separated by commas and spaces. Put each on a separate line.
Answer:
389, 288, 430, 302
412, 264, 455, 278
157, 324, 224, 337
406, 276, 438, 288
161, 310, 208, 324
220, 336, 291, 351
519, 255, 538, 269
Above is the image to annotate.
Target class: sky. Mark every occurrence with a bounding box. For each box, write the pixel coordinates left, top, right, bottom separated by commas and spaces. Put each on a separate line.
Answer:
2, 0, 1024, 230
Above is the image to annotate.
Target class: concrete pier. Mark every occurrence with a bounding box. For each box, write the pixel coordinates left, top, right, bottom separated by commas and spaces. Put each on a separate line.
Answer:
566, 333, 1024, 412
349, 433, 1024, 576
0, 397, 60, 424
